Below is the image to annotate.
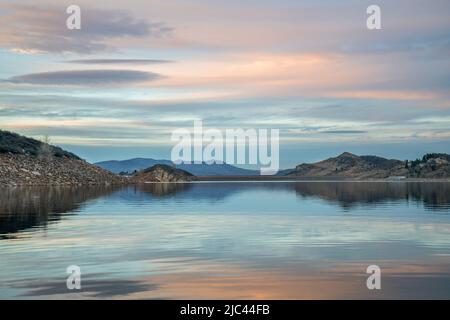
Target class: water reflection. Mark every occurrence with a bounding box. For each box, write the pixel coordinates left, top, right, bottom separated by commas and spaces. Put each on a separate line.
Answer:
292, 182, 450, 210
135, 183, 192, 197
0, 185, 120, 237
1, 182, 449, 299
139, 181, 450, 210
1, 182, 450, 238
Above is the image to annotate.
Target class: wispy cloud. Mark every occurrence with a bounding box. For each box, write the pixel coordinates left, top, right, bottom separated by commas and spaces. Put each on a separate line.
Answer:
6, 70, 161, 85
0, 0, 449, 162
319, 130, 368, 134
0, 4, 172, 54
65, 59, 173, 65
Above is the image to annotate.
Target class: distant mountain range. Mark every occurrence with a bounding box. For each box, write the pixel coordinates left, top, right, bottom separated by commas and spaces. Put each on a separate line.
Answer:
3, 130, 449, 184
96, 152, 450, 179
94, 158, 260, 176
95, 158, 172, 174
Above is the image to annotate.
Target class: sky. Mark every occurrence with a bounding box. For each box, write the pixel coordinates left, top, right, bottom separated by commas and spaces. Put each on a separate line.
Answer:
0, 0, 449, 168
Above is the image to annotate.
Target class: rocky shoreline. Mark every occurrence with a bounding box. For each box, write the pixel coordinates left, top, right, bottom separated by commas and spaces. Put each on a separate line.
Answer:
2, 152, 450, 186
0, 130, 129, 186
0, 154, 126, 186
1, 131, 449, 186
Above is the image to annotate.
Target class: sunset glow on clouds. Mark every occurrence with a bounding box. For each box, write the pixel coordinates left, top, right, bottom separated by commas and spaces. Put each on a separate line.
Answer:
0, 0, 449, 165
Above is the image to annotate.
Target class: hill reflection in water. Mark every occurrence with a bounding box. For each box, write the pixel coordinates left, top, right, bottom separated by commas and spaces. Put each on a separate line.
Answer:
0, 185, 120, 238
137, 181, 450, 210
292, 182, 450, 210
1, 182, 449, 238
1, 182, 450, 299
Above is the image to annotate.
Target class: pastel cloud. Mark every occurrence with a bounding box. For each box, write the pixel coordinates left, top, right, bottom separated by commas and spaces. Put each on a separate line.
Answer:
0, 3, 172, 54
155, 52, 450, 102
320, 130, 368, 134
0, 0, 449, 163
6, 70, 161, 85
65, 59, 173, 65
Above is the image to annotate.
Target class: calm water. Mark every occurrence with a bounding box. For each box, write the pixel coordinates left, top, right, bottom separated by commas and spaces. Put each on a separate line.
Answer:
1, 182, 450, 299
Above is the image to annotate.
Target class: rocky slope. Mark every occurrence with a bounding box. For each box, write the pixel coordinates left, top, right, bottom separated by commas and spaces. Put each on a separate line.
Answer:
407, 153, 450, 178
288, 152, 406, 179
288, 152, 450, 179
0, 130, 79, 159
131, 164, 194, 183
0, 130, 125, 186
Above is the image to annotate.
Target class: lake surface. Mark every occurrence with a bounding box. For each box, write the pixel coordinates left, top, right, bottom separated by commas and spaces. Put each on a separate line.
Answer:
1, 182, 450, 299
